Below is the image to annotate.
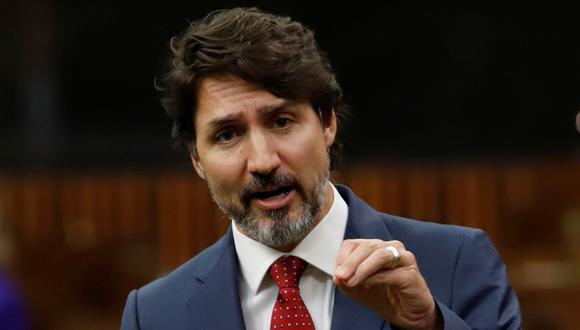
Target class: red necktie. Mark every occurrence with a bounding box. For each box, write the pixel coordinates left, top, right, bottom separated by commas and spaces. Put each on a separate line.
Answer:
269, 256, 315, 330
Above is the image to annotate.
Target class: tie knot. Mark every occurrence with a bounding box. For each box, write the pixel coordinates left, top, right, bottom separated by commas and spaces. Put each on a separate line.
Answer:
268, 256, 307, 288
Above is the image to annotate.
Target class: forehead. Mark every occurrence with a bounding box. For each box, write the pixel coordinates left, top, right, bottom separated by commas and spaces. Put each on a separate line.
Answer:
195, 73, 285, 122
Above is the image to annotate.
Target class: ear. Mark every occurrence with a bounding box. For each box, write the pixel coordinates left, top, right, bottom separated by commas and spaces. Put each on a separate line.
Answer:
323, 110, 338, 148
190, 153, 207, 180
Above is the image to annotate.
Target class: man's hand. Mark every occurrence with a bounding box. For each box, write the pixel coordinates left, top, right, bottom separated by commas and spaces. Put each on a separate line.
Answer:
333, 239, 442, 330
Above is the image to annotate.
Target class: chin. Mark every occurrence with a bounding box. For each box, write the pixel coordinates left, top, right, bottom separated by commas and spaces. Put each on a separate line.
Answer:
237, 206, 317, 248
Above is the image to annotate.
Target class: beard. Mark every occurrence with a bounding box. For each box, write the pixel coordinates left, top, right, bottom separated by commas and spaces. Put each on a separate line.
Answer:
207, 168, 330, 248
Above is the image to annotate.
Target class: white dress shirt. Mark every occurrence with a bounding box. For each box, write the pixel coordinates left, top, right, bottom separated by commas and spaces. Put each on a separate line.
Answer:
232, 184, 349, 330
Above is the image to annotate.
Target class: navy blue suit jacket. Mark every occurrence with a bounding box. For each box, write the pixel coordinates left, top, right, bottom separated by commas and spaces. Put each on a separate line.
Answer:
121, 185, 521, 329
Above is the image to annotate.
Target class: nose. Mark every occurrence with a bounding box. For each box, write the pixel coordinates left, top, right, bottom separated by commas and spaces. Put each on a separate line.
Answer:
246, 130, 281, 176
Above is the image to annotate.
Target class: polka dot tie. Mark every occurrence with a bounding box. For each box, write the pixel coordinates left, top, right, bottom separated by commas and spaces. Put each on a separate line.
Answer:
268, 256, 315, 330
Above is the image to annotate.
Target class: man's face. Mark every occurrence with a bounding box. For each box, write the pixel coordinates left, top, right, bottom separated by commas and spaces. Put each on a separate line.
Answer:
192, 73, 337, 250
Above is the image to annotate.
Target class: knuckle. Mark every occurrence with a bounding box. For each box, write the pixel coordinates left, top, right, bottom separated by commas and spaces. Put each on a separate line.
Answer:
404, 251, 416, 264
368, 239, 383, 249
391, 240, 405, 250
407, 267, 419, 277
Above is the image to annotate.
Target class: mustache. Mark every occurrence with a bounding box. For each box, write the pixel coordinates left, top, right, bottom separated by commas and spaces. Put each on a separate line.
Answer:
240, 172, 299, 205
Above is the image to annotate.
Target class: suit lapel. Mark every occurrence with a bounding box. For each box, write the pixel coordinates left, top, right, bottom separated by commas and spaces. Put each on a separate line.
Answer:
331, 185, 394, 330
186, 229, 246, 330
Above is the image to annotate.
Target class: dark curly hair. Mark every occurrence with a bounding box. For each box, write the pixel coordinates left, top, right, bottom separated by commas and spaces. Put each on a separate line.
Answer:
157, 7, 349, 169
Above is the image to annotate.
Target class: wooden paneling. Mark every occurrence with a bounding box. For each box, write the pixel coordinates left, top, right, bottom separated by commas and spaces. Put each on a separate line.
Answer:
443, 165, 500, 240
403, 167, 442, 222
0, 157, 579, 329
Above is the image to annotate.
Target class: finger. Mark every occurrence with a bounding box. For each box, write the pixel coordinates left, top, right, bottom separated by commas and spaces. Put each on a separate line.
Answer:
343, 245, 409, 287
340, 240, 406, 284
335, 239, 359, 268
381, 241, 408, 268
336, 240, 405, 266
358, 251, 419, 288
384, 240, 406, 255
335, 239, 383, 282
334, 240, 406, 282
395, 248, 416, 268
334, 240, 359, 283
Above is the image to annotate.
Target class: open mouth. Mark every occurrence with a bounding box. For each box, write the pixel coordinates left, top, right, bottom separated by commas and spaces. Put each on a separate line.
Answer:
252, 186, 292, 201
249, 186, 296, 210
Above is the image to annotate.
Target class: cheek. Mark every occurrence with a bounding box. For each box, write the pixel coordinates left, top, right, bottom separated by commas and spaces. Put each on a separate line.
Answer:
202, 153, 244, 192
280, 131, 328, 175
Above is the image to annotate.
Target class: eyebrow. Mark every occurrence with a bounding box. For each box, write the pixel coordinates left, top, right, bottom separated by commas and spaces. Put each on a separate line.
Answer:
204, 100, 295, 132
257, 100, 295, 116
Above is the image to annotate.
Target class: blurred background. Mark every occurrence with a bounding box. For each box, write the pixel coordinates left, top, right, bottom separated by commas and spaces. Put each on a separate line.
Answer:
1, 0, 579, 329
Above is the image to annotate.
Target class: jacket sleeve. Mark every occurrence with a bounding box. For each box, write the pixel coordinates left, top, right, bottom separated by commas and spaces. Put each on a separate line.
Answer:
438, 229, 522, 329
121, 289, 141, 330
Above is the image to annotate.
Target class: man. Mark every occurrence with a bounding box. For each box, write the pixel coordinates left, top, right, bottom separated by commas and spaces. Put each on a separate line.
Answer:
122, 7, 521, 330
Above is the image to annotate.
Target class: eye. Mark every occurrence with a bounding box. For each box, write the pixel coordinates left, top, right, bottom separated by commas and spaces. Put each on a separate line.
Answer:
215, 130, 237, 144
273, 117, 292, 129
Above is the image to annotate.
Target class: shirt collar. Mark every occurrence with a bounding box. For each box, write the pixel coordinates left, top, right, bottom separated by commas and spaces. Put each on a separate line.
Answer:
232, 183, 349, 295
